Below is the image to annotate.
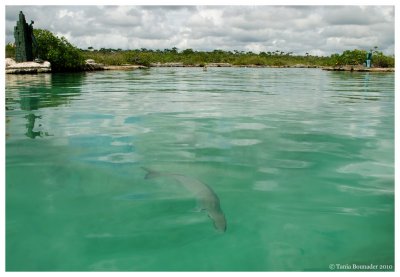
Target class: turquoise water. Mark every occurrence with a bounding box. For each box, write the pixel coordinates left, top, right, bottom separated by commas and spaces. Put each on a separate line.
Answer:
6, 68, 394, 271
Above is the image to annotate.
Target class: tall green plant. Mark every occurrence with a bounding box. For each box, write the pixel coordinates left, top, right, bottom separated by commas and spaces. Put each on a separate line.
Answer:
371, 51, 394, 68
33, 29, 85, 72
79, 47, 394, 68
6, 43, 15, 58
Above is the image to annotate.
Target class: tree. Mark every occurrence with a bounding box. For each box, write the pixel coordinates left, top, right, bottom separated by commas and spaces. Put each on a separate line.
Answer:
182, 48, 194, 55
6, 43, 15, 58
371, 51, 395, 68
171, 47, 178, 54
34, 29, 85, 72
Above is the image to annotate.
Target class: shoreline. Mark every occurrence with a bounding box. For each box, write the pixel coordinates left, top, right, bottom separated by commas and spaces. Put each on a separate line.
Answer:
5, 58, 51, 74
5, 58, 394, 74
322, 65, 394, 72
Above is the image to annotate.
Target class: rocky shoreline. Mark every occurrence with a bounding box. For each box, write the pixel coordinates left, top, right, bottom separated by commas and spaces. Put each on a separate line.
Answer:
104, 65, 148, 70
6, 58, 51, 74
5, 58, 394, 74
149, 62, 320, 68
322, 64, 394, 72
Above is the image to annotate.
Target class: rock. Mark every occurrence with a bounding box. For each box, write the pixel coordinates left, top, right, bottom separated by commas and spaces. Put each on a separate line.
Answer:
292, 64, 317, 68
103, 65, 147, 70
84, 59, 104, 71
150, 62, 184, 67
85, 59, 96, 64
5, 58, 16, 67
322, 65, 394, 72
6, 58, 51, 74
206, 63, 232, 67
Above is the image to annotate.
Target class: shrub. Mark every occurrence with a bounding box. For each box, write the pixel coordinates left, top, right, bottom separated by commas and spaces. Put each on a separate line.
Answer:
326, 49, 394, 67
6, 43, 15, 58
33, 29, 85, 72
372, 52, 394, 68
329, 49, 367, 66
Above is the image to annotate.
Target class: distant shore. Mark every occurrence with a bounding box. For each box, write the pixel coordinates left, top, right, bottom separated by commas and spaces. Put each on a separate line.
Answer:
5, 58, 394, 74
78, 61, 396, 72
322, 64, 394, 72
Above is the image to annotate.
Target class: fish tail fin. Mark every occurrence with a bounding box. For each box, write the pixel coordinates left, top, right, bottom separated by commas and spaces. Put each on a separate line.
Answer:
141, 167, 161, 179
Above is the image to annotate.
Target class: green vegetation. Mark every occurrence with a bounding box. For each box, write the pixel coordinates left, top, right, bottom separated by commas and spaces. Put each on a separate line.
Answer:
327, 47, 394, 67
6, 43, 15, 58
33, 29, 85, 72
81, 47, 394, 68
5, 29, 395, 70
370, 51, 395, 68
82, 48, 332, 67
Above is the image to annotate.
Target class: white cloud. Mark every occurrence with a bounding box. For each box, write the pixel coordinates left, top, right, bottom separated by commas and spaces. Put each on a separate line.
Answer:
5, 5, 395, 55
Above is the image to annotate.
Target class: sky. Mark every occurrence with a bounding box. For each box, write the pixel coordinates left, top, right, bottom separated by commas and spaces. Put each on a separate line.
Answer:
4, 4, 395, 56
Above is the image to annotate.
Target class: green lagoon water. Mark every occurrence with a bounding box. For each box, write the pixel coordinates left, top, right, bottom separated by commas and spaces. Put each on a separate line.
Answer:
6, 68, 394, 271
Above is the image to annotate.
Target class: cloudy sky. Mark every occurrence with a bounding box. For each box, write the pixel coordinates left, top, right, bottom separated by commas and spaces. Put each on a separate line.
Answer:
5, 5, 395, 56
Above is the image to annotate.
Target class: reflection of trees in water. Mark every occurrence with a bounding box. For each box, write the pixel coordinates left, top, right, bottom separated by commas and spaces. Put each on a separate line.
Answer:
17, 73, 84, 109
5, 73, 84, 139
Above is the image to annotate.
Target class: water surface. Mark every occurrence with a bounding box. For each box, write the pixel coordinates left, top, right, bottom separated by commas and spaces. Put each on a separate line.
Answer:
6, 68, 394, 271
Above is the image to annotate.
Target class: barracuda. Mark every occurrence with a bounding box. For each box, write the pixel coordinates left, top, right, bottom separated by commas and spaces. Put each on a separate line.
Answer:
142, 167, 227, 232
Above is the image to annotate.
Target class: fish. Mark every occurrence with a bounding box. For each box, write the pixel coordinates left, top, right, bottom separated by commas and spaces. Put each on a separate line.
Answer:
141, 167, 227, 232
